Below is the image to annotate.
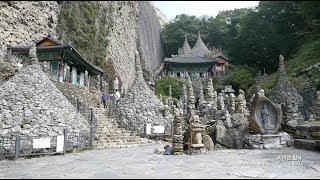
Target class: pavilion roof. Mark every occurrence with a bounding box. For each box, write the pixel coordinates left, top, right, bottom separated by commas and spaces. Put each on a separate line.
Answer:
180, 37, 192, 55
190, 32, 210, 56
7, 45, 104, 75
164, 56, 216, 64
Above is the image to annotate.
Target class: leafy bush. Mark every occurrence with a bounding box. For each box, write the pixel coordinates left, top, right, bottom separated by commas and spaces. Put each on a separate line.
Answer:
231, 68, 255, 91
155, 77, 183, 100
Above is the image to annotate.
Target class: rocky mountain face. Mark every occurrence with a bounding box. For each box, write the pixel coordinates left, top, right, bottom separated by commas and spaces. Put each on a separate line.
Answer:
0, 1, 166, 91
150, 1, 170, 28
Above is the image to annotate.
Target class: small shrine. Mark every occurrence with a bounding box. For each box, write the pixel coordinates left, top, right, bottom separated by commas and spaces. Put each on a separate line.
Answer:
6, 34, 104, 88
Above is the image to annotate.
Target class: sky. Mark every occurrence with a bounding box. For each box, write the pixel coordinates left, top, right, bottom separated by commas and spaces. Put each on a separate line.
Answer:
153, 1, 260, 20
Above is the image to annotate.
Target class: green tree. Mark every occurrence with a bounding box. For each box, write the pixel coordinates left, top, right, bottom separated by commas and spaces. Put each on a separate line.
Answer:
231, 68, 255, 91
155, 77, 183, 100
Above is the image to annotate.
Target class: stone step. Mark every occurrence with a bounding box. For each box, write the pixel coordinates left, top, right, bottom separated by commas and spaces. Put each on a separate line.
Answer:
94, 144, 141, 149
294, 139, 320, 151
95, 136, 141, 141
95, 140, 143, 145
94, 141, 155, 149
95, 131, 133, 136
96, 126, 118, 129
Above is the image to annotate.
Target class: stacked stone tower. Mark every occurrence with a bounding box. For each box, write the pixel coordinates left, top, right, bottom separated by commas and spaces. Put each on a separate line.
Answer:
172, 108, 184, 155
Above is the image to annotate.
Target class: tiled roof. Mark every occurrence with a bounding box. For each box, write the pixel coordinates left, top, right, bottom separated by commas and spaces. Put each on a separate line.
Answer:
214, 52, 229, 61
164, 56, 216, 64
180, 37, 192, 55
190, 32, 210, 56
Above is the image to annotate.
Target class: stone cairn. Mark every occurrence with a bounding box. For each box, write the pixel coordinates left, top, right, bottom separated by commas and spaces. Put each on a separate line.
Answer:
270, 54, 304, 126
317, 91, 320, 121
115, 50, 172, 136
198, 83, 205, 110
186, 75, 196, 122
172, 107, 184, 155
206, 77, 215, 107
29, 43, 38, 64
182, 83, 188, 117
217, 93, 224, 110
229, 93, 236, 113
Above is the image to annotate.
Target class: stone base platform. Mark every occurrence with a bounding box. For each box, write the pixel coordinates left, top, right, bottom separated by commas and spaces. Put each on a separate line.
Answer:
248, 132, 292, 149
294, 121, 320, 140
185, 147, 208, 155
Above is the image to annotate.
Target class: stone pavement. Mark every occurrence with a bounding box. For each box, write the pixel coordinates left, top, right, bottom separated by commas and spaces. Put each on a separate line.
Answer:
0, 143, 320, 179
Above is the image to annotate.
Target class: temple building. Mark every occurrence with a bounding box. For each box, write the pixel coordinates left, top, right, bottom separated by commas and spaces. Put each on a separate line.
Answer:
163, 32, 229, 78
6, 34, 104, 88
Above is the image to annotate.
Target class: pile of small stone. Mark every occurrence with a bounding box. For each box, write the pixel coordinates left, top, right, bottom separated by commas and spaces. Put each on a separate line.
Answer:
172, 108, 184, 155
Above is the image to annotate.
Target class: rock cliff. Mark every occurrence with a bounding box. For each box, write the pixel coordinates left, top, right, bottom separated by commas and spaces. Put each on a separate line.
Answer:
0, 1, 166, 91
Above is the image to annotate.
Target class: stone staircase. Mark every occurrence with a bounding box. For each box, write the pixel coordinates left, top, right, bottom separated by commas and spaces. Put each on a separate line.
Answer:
93, 108, 154, 149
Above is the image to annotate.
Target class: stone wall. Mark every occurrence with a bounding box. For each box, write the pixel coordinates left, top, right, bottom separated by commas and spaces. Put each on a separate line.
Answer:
0, 63, 90, 136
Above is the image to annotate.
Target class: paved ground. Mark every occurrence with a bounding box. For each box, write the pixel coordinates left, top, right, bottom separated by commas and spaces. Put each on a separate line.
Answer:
0, 143, 320, 179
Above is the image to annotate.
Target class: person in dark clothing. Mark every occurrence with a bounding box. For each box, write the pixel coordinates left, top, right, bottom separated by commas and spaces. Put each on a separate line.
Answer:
102, 93, 108, 108
195, 97, 200, 109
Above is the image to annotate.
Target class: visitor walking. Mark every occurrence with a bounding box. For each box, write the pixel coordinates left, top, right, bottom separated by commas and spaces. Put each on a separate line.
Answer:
115, 89, 121, 107
102, 93, 108, 108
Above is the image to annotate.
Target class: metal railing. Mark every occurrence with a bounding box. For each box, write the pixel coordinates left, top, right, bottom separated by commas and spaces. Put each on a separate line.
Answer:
0, 128, 95, 160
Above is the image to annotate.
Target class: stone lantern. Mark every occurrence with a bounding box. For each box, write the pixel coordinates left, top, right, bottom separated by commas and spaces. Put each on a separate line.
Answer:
189, 115, 205, 149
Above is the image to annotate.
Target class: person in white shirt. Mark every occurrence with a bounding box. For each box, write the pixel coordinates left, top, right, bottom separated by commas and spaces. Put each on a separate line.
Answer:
115, 89, 121, 107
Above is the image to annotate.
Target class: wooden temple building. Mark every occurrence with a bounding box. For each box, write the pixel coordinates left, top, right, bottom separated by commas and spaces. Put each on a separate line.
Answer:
6, 34, 104, 88
163, 32, 229, 78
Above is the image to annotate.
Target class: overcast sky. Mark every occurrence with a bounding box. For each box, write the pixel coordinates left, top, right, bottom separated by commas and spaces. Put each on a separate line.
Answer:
153, 1, 259, 20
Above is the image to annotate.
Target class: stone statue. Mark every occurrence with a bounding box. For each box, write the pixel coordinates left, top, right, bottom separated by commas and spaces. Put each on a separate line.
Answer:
250, 92, 282, 134
225, 111, 232, 128
261, 103, 272, 129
